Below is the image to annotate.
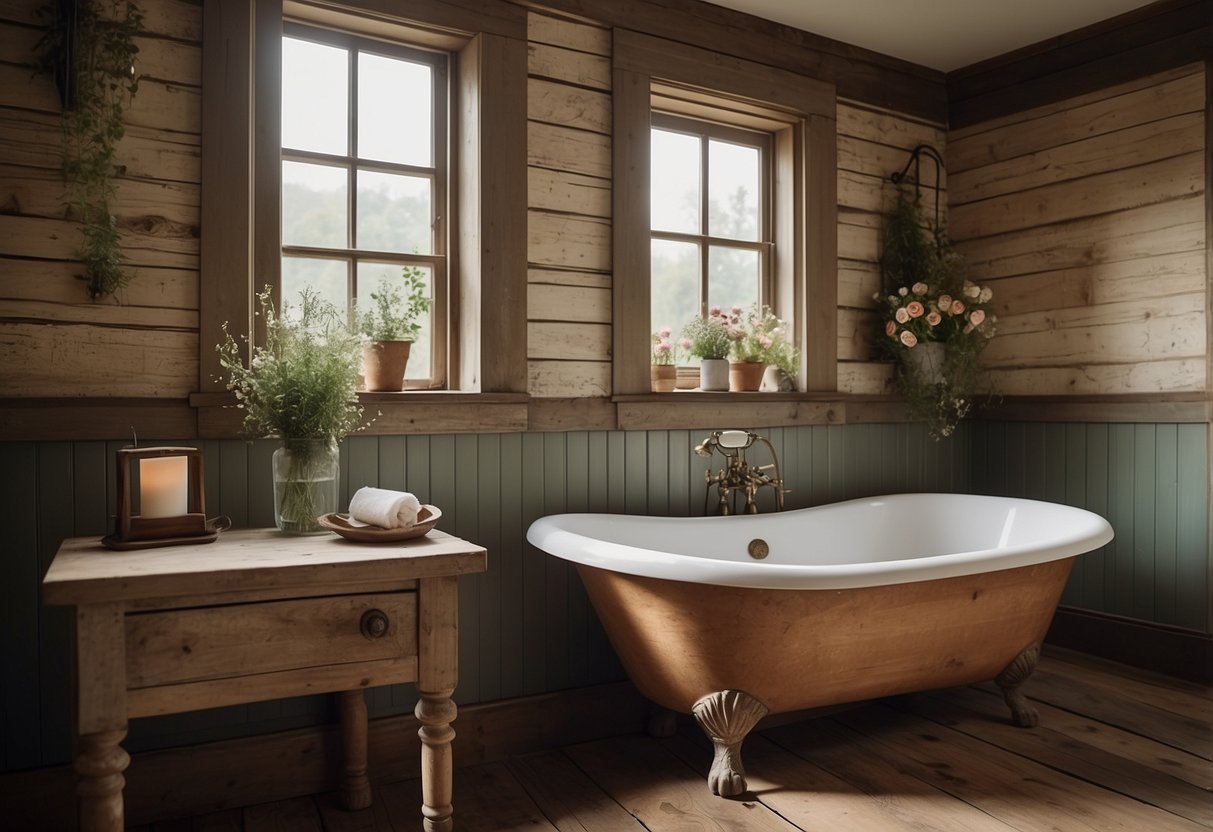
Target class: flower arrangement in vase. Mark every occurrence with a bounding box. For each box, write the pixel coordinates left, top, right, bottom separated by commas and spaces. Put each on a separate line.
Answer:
354, 264, 431, 391
217, 286, 367, 532
650, 326, 678, 392
875, 191, 996, 438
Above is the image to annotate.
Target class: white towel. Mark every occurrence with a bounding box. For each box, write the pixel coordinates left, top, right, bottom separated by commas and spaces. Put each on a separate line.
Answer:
348, 487, 422, 529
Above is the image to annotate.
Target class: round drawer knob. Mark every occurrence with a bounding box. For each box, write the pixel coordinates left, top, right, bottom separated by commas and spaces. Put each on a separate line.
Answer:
360, 609, 390, 639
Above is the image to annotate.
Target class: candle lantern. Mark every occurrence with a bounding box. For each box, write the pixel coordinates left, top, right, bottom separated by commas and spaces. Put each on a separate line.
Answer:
102, 447, 223, 550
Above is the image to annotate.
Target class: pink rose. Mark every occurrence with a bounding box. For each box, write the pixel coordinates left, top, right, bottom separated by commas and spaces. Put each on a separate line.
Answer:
926, 311, 942, 326
950, 299, 965, 315
911, 282, 928, 295
969, 309, 986, 326
938, 294, 953, 311
899, 330, 917, 348
906, 301, 925, 318
885, 320, 897, 337
895, 307, 910, 324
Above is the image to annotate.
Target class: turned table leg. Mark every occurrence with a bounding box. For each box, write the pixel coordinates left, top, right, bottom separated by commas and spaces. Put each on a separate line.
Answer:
416, 692, 457, 832
996, 643, 1042, 728
691, 690, 768, 798
338, 689, 372, 810
76, 729, 129, 832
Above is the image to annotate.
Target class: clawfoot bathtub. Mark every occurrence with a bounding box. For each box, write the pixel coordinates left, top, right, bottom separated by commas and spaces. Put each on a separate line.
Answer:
527, 493, 1113, 797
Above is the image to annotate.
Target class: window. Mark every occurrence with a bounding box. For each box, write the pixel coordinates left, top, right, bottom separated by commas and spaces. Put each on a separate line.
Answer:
649, 114, 772, 343
280, 26, 447, 387
611, 29, 838, 399
200, 0, 528, 416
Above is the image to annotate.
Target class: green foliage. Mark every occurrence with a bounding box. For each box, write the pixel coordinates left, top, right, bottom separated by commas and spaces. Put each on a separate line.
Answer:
36, 0, 144, 299
355, 265, 431, 342
876, 189, 996, 439
681, 311, 732, 360
217, 287, 367, 441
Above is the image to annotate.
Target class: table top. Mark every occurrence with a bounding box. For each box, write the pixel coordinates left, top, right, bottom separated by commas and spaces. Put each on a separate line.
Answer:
43, 527, 488, 606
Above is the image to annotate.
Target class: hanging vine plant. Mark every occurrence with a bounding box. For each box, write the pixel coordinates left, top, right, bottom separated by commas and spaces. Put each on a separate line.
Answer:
36, 0, 144, 300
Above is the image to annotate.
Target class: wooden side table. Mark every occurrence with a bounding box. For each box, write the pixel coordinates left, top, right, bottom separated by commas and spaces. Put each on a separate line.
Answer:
42, 528, 487, 832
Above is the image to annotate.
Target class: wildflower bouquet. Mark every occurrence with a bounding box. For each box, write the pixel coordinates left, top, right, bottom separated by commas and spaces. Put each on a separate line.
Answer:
876, 191, 997, 438
681, 309, 733, 361
725, 304, 798, 374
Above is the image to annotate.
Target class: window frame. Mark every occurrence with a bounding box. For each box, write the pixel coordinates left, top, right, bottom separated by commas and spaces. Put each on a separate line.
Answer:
279, 22, 449, 388
612, 29, 838, 396
199, 0, 528, 429
649, 112, 774, 324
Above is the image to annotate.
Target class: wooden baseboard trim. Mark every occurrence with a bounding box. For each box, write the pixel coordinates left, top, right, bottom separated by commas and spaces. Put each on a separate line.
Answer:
1046, 606, 1213, 683
0, 681, 647, 830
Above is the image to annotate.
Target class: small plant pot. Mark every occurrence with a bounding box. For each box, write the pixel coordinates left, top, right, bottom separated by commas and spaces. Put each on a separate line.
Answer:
363, 340, 411, 392
903, 341, 945, 385
729, 361, 766, 392
650, 364, 677, 393
699, 359, 730, 391
675, 366, 698, 389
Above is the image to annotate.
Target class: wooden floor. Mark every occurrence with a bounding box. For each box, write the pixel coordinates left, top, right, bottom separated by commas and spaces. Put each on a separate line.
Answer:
133, 649, 1212, 832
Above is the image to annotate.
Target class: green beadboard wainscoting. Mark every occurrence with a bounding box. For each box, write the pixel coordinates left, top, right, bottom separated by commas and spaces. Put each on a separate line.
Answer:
4, 420, 1209, 774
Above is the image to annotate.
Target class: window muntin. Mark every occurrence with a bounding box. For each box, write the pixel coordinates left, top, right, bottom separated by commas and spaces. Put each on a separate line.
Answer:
280, 24, 447, 387
649, 113, 772, 346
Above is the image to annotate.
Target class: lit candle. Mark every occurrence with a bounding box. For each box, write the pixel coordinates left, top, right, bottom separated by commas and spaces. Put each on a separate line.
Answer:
140, 455, 189, 519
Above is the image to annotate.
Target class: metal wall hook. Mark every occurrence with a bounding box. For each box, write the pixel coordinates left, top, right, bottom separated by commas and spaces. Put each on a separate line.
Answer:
890, 143, 945, 228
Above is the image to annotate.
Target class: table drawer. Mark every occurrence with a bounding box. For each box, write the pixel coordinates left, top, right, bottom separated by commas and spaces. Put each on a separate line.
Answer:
125, 591, 417, 689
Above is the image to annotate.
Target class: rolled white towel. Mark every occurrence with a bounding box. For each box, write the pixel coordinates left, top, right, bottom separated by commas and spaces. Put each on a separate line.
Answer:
348, 487, 422, 529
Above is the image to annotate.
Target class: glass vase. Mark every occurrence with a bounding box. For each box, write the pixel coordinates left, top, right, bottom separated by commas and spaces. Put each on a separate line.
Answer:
272, 438, 339, 534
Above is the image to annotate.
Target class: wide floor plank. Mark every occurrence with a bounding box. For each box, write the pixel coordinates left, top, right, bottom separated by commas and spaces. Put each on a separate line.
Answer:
242, 796, 323, 832
508, 750, 649, 831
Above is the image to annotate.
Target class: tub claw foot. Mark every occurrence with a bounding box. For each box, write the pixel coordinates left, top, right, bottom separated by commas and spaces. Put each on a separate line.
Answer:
692, 690, 768, 798
995, 643, 1041, 728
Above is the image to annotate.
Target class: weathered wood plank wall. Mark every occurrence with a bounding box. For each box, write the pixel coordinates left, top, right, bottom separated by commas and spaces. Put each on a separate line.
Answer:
0, 1, 203, 398
947, 64, 1208, 396
836, 101, 946, 394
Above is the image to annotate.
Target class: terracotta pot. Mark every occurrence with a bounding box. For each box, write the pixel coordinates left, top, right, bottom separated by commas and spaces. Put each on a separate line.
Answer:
729, 361, 766, 392
362, 341, 412, 392
674, 366, 698, 389
650, 364, 677, 393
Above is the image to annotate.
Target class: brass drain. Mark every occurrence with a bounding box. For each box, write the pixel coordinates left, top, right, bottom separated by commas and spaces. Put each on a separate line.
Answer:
747, 538, 769, 560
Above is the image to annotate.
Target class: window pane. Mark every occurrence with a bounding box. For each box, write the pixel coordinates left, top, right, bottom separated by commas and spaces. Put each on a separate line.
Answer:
651, 239, 699, 345
356, 171, 431, 254
651, 129, 700, 234
282, 38, 347, 155
282, 257, 348, 318
709, 140, 760, 241
708, 246, 759, 313
282, 161, 348, 248
357, 262, 433, 380
358, 53, 432, 166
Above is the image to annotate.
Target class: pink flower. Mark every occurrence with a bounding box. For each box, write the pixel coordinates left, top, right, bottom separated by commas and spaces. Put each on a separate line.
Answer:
895, 307, 910, 324
912, 282, 928, 295
926, 310, 942, 326
731, 305, 742, 315
969, 309, 986, 326
654, 342, 671, 356
938, 294, 953, 312
726, 326, 743, 340
950, 299, 965, 315
885, 320, 897, 337
678, 338, 692, 350
709, 305, 722, 316
657, 326, 672, 338
759, 336, 773, 349
906, 301, 925, 318
899, 330, 917, 347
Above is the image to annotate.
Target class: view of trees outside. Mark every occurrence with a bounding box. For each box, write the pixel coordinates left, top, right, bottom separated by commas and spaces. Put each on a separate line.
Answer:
651, 125, 764, 360
281, 35, 437, 380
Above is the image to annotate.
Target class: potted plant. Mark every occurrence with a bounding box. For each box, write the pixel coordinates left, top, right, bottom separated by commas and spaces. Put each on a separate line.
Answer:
681, 309, 733, 391
217, 286, 367, 532
355, 265, 432, 391
651, 326, 677, 392
724, 304, 797, 392
875, 191, 997, 438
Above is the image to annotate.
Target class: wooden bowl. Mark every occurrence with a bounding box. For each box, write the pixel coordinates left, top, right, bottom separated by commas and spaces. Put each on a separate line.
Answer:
318, 505, 442, 542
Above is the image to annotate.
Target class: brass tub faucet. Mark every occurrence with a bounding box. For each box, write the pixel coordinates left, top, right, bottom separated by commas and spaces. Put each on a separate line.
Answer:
694, 430, 786, 515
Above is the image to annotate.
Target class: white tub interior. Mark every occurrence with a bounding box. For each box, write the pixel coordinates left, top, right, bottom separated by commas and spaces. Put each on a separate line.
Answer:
527, 493, 1114, 589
